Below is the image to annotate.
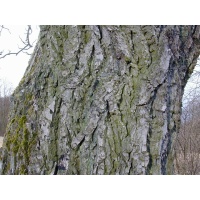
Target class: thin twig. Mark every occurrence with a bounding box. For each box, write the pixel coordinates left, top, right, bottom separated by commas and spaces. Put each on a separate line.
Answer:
0, 25, 11, 36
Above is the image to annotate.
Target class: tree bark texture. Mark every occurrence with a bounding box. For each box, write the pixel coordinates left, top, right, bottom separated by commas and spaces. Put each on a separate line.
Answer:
1, 25, 200, 175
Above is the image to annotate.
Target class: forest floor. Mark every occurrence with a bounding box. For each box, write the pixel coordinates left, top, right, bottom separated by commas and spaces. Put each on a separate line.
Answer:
0, 137, 3, 148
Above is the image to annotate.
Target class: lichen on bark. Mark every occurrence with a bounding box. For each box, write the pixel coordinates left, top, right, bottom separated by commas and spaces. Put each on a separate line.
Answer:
1, 25, 200, 175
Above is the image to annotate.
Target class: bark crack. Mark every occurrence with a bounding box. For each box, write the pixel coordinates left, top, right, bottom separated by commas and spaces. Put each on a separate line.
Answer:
97, 25, 102, 44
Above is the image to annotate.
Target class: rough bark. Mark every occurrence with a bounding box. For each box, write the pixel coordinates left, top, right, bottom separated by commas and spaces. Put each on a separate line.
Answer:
0, 25, 200, 175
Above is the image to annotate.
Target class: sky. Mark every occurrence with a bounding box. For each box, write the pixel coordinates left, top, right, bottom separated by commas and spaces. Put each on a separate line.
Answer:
0, 25, 40, 89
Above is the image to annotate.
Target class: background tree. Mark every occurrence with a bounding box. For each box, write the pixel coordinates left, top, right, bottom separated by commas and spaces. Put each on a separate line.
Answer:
1, 25, 200, 175
174, 63, 200, 174
0, 79, 13, 137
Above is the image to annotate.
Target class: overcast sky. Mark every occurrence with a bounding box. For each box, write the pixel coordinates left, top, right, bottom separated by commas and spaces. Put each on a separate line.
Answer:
0, 25, 39, 89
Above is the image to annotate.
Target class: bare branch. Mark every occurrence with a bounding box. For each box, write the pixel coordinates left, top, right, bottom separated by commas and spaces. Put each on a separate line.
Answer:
0, 25, 11, 36
0, 25, 35, 59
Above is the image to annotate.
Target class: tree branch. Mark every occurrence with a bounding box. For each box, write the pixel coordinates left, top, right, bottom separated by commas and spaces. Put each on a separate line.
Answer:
0, 25, 35, 59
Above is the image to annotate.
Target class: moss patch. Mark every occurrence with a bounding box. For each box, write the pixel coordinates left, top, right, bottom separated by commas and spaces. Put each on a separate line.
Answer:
84, 31, 91, 44
3, 115, 38, 174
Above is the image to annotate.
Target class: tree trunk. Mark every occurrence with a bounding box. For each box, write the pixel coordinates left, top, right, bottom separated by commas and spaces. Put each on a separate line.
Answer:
1, 25, 200, 175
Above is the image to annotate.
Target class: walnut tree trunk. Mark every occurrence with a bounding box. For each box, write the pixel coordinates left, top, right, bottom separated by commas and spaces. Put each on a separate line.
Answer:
1, 25, 200, 175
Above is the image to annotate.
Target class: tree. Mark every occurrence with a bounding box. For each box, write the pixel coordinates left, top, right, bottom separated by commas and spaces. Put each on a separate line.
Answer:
174, 96, 200, 174
0, 79, 13, 137
174, 63, 200, 174
0, 25, 200, 175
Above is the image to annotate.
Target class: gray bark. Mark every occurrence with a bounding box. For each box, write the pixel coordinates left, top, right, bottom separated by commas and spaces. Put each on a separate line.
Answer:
1, 25, 200, 175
